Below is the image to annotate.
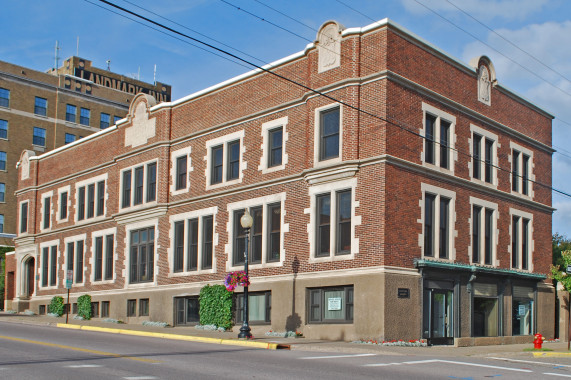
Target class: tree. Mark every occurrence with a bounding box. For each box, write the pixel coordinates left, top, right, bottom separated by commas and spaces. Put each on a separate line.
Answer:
551, 250, 571, 292
553, 233, 571, 268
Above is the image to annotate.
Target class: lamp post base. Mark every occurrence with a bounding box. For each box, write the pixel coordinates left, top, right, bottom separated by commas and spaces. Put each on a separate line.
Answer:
238, 324, 252, 339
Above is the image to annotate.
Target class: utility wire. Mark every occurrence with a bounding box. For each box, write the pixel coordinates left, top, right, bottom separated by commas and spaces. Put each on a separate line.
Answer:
91, 0, 571, 200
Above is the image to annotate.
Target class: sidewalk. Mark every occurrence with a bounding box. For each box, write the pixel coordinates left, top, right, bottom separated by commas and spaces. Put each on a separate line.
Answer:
0, 312, 568, 358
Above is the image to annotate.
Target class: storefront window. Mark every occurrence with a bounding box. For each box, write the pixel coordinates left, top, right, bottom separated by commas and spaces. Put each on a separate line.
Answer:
473, 297, 498, 337
512, 299, 533, 335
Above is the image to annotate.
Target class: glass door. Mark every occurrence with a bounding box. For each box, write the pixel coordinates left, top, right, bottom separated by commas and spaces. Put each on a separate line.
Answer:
428, 290, 454, 345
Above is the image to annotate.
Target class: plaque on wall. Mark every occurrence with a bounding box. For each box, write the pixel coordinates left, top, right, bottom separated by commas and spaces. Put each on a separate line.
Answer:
398, 288, 410, 298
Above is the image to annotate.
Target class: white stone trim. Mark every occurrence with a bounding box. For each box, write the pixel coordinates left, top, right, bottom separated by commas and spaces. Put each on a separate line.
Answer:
168, 206, 218, 276
421, 102, 457, 175
468, 196, 499, 266
469, 124, 499, 189
40, 190, 53, 233
56, 185, 71, 223
63, 234, 87, 287
226, 193, 288, 271
170, 146, 193, 195
313, 103, 343, 168
258, 116, 288, 174
418, 183, 457, 261
204, 130, 245, 190
306, 177, 360, 263
509, 141, 535, 200
90, 227, 118, 285
509, 208, 534, 272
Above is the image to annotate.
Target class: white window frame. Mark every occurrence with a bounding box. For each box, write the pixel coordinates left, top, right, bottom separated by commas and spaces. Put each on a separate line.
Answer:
419, 183, 456, 261
40, 190, 53, 232
169, 206, 218, 276
118, 159, 158, 212
205, 130, 245, 190
18, 200, 29, 236
63, 234, 87, 287
91, 227, 117, 284
74, 173, 108, 223
56, 185, 71, 223
306, 178, 360, 263
421, 103, 456, 174
227, 193, 287, 271
509, 208, 534, 272
470, 124, 498, 188
170, 146, 193, 195
259, 116, 288, 174
314, 103, 343, 168
39, 239, 59, 290
509, 142, 534, 199
123, 218, 159, 289
469, 196, 499, 266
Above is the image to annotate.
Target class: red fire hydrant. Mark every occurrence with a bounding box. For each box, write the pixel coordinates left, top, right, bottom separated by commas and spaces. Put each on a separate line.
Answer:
533, 333, 545, 349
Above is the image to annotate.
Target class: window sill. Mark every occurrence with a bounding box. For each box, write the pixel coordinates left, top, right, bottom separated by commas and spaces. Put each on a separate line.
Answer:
308, 253, 354, 264
168, 268, 216, 277
227, 261, 283, 271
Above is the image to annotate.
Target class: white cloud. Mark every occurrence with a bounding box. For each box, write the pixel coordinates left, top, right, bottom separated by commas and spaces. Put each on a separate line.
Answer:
401, 0, 548, 22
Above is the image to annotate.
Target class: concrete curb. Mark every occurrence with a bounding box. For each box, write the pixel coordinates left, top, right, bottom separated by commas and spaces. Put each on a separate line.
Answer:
533, 351, 571, 357
56, 323, 289, 350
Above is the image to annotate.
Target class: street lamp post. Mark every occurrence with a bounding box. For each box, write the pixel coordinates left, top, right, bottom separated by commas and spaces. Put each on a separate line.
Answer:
238, 209, 253, 339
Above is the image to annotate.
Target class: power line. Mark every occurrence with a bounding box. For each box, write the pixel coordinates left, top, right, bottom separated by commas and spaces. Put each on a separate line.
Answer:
91, 0, 571, 200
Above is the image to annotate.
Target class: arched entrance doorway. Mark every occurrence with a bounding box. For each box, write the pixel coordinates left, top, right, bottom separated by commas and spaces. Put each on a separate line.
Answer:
23, 257, 35, 298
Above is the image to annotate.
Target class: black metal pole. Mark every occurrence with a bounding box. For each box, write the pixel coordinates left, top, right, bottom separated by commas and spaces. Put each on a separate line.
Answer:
238, 229, 252, 339
66, 288, 70, 324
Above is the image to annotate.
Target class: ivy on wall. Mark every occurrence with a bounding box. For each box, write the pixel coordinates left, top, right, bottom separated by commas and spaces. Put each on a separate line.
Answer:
49, 296, 64, 316
77, 294, 92, 320
199, 285, 233, 330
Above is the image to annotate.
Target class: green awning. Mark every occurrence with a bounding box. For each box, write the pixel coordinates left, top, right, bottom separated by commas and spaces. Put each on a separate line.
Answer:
414, 259, 546, 281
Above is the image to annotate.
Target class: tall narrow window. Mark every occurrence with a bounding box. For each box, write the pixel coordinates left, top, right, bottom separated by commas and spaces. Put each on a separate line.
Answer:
130, 227, 154, 283
211, 145, 223, 184
267, 203, 281, 262
20, 202, 28, 233
512, 216, 520, 269
87, 184, 95, 218
202, 216, 213, 269
66, 104, 76, 122
484, 209, 493, 265
105, 235, 114, 280
174, 221, 184, 273
42, 247, 49, 287
233, 210, 247, 266
43, 196, 51, 229
188, 218, 198, 271
227, 140, 240, 181
0, 88, 9, 108
75, 241, 84, 283
439, 197, 450, 259
0, 183, 4, 202
268, 127, 283, 167
33, 127, 46, 146
78, 187, 85, 221
424, 194, 435, 257
66, 242, 74, 274
60, 191, 68, 220
512, 150, 520, 192
0, 152, 5, 171
317, 194, 331, 257
472, 205, 481, 263
484, 138, 494, 183
134, 167, 144, 205
522, 154, 530, 196
473, 134, 482, 180
50, 246, 57, 286
522, 219, 529, 270
440, 121, 450, 169
94, 237, 103, 281
176, 156, 187, 190
100, 113, 110, 129
0, 119, 7, 139
122, 170, 131, 208
319, 107, 340, 161
250, 207, 263, 264
146, 162, 156, 202
424, 114, 435, 164
337, 190, 351, 254
35, 97, 47, 116
96, 181, 105, 216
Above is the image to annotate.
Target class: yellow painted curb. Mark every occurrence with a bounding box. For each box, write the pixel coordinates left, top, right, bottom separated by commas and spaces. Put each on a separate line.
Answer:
533, 352, 571, 357
56, 323, 286, 350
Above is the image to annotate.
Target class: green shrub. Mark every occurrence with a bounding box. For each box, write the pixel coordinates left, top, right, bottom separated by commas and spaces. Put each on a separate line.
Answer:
77, 294, 92, 320
199, 285, 233, 330
49, 296, 64, 316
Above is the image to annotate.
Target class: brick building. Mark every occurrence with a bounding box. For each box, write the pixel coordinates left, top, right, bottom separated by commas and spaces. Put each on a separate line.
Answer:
0, 56, 171, 237
9, 19, 554, 345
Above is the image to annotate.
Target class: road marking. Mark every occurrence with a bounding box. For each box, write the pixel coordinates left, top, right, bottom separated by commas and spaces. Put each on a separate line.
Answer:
66, 364, 102, 368
544, 374, 571, 378
489, 357, 571, 368
366, 359, 531, 372
301, 353, 376, 360
123, 377, 158, 380
0, 335, 160, 363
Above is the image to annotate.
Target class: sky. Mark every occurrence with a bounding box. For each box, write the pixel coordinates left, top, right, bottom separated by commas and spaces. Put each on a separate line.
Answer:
2, 0, 571, 237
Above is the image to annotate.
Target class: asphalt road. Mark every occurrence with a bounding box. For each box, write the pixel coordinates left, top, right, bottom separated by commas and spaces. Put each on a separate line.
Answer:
0, 321, 569, 379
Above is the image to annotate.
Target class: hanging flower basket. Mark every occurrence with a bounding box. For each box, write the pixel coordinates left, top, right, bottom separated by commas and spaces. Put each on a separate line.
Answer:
224, 271, 250, 292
